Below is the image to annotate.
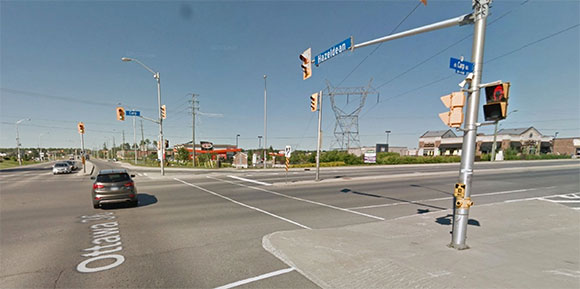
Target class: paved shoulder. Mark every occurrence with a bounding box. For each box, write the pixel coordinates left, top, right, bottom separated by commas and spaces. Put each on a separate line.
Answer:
263, 200, 580, 289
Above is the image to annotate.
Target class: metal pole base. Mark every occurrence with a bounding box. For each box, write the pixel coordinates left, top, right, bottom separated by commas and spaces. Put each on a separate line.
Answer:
448, 243, 470, 250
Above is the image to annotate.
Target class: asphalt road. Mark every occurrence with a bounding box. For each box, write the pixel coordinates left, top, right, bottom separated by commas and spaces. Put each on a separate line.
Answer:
1, 159, 578, 288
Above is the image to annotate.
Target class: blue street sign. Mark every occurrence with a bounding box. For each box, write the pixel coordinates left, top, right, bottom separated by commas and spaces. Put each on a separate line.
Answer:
315, 36, 353, 66
126, 110, 140, 117
449, 57, 474, 75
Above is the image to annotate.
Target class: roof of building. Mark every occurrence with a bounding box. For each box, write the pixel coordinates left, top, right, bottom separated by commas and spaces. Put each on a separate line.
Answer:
496, 127, 535, 135
420, 130, 457, 138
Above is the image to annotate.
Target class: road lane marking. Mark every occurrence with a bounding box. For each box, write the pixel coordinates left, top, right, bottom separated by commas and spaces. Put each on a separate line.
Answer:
174, 178, 310, 229
214, 267, 295, 289
209, 176, 385, 221
77, 212, 125, 273
347, 187, 557, 210
227, 175, 272, 186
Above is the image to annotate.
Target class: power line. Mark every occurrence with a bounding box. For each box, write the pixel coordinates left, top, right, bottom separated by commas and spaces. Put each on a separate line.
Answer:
360, 21, 579, 120
333, 2, 423, 89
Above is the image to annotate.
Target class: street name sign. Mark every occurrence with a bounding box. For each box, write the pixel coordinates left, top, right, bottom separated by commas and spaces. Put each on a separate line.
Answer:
126, 110, 141, 117
449, 57, 474, 75
315, 36, 353, 66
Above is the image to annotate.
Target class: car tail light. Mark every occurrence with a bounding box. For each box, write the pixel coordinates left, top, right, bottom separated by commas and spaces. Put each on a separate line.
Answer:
93, 184, 104, 189
124, 182, 134, 187
94, 197, 101, 200
129, 194, 135, 198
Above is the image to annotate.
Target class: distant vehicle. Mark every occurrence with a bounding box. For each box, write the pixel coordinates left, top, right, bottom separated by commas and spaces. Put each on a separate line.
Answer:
66, 160, 77, 170
91, 169, 137, 209
53, 162, 71, 174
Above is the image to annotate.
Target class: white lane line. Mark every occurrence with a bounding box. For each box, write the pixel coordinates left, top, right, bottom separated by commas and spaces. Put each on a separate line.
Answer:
174, 178, 310, 230
214, 267, 295, 289
210, 176, 385, 221
347, 187, 556, 210
228, 175, 272, 186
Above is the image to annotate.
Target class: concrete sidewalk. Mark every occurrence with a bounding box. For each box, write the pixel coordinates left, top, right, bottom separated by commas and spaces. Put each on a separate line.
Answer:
263, 200, 580, 289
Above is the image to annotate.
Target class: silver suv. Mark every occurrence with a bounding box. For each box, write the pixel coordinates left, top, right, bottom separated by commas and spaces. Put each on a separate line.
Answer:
53, 162, 71, 174
91, 169, 137, 209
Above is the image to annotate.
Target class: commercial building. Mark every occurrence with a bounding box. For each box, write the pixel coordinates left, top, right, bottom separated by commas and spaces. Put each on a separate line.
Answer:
418, 127, 557, 157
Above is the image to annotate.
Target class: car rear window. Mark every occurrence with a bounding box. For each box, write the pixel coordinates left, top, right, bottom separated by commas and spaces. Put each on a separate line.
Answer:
96, 173, 131, 183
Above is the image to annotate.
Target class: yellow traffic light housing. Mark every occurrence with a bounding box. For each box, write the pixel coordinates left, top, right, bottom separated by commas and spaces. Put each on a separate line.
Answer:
438, 92, 465, 128
78, 122, 85, 134
161, 105, 167, 119
116, 107, 125, 121
300, 48, 312, 80
483, 82, 510, 121
310, 93, 318, 112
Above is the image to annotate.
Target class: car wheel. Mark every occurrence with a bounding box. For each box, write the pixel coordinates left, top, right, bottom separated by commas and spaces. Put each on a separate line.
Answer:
93, 203, 99, 209
130, 200, 138, 207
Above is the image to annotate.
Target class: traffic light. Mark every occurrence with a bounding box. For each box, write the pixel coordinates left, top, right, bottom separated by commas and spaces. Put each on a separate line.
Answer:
438, 91, 465, 128
165, 139, 169, 148
483, 82, 510, 121
310, 92, 319, 112
77, 122, 85, 134
300, 48, 312, 80
116, 107, 125, 121
161, 105, 167, 119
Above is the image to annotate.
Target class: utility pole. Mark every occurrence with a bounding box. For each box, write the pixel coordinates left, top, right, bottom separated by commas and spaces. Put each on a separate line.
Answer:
451, 0, 491, 250
122, 130, 126, 160
133, 112, 137, 164
140, 120, 144, 152
263, 74, 268, 169
190, 93, 199, 167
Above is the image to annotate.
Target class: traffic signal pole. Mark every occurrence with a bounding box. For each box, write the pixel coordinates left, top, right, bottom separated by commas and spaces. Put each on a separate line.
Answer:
315, 91, 323, 181
451, 0, 490, 250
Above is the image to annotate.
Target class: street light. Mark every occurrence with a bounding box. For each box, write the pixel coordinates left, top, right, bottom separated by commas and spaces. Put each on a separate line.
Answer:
263, 74, 267, 169
236, 134, 241, 148
15, 118, 30, 165
491, 109, 518, 161
385, 130, 391, 153
122, 57, 165, 175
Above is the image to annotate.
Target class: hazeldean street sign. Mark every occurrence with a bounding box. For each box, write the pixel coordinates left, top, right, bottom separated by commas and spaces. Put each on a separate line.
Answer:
315, 36, 353, 66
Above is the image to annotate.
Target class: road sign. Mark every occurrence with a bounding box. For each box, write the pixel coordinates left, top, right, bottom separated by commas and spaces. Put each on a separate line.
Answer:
315, 36, 353, 66
284, 145, 292, 158
449, 57, 474, 75
125, 110, 141, 117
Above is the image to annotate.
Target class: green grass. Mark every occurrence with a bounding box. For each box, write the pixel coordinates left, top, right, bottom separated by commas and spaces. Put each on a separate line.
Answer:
0, 159, 40, 169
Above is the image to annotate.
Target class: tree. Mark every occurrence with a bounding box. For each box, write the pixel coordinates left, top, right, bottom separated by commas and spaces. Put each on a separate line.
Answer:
176, 147, 190, 163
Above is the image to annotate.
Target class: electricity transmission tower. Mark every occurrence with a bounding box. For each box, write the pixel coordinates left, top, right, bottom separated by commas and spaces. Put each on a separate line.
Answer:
326, 80, 378, 150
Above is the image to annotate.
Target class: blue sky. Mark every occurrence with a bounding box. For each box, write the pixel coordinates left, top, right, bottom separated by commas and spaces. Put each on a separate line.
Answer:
1, 0, 579, 151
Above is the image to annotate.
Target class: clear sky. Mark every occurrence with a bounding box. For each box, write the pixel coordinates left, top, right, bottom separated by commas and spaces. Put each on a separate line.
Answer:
1, 0, 579, 151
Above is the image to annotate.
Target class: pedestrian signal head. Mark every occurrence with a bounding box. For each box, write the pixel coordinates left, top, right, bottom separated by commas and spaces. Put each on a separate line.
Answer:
483, 82, 510, 121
